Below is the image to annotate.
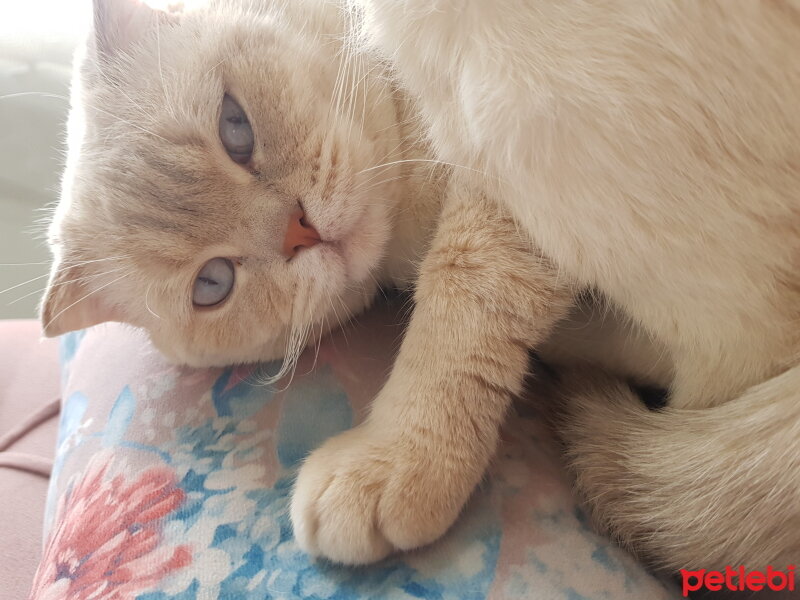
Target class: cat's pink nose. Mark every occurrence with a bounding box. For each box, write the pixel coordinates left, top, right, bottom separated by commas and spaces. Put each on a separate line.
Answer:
283, 208, 321, 259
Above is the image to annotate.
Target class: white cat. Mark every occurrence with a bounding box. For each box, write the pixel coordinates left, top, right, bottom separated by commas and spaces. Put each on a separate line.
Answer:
42, 0, 800, 571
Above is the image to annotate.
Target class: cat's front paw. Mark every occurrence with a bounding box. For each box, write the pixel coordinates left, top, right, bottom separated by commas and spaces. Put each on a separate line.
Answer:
290, 425, 469, 564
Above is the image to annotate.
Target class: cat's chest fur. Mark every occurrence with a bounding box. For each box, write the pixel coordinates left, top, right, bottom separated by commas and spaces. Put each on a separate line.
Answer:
360, 0, 800, 408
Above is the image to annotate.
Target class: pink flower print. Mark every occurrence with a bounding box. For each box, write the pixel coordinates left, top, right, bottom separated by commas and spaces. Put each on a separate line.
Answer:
30, 457, 191, 600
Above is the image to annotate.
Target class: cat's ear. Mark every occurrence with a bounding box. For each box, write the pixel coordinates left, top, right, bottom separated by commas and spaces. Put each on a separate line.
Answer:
90, 0, 174, 60
40, 259, 125, 337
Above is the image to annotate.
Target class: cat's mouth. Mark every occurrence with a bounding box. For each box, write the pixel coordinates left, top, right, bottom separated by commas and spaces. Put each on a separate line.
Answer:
300, 203, 385, 288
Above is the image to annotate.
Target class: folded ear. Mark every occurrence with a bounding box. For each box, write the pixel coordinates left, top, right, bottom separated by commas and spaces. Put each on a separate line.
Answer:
40, 258, 125, 337
91, 0, 174, 60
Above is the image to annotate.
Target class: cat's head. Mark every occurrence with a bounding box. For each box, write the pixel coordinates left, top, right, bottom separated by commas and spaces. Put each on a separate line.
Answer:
41, 0, 405, 368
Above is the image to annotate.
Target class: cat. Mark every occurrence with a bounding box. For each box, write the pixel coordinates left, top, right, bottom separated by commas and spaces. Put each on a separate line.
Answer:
41, 0, 800, 573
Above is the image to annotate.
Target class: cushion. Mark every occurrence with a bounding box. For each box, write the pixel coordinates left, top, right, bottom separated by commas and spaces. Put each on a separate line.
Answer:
29, 300, 680, 599
0, 320, 61, 600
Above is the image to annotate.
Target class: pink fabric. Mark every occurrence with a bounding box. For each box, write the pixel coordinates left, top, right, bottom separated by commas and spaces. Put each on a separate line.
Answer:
0, 320, 60, 600
0, 398, 60, 455
33, 305, 681, 599
31, 455, 192, 600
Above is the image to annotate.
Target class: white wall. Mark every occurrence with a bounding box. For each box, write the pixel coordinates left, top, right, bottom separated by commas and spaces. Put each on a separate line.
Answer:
0, 1, 89, 318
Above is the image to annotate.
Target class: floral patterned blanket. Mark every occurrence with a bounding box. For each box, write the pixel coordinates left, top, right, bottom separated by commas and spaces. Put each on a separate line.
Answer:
30, 301, 680, 600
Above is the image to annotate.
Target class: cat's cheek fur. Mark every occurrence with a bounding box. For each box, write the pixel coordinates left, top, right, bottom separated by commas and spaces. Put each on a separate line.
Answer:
333, 204, 393, 285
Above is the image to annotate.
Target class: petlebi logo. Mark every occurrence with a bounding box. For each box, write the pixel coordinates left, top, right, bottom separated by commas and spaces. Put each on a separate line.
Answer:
681, 565, 796, 596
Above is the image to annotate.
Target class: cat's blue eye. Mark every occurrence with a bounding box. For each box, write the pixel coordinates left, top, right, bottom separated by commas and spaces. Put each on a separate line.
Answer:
219, 95, 254, 164
193, 258, 235, 307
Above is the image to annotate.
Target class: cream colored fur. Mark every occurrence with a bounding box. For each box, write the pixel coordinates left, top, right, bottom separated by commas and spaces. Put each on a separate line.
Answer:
43, 0, 800, 572
342, 0, 800, 570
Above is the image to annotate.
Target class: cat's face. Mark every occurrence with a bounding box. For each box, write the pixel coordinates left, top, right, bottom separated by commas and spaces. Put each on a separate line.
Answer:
42, 0, 405, 367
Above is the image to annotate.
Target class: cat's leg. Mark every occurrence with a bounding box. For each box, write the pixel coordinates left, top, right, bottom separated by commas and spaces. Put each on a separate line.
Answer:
553, 365, 800, 570
290, 177, 573, 564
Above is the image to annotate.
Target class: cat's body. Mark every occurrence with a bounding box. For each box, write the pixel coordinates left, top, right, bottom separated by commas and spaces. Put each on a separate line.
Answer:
360, 0, 800, 410
43, 0, 800, 574
344, 0, 800, 568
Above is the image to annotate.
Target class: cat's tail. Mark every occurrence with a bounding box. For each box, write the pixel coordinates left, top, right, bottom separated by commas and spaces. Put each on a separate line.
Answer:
554, 362, 800, 571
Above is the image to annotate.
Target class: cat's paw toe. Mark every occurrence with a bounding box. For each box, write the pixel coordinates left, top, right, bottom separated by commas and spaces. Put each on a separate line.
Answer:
290, 426, 462, 565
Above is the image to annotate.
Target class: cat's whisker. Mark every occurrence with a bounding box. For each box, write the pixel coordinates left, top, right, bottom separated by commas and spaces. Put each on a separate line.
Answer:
363, 63, 392, 125
365, 271, 389, 303
357, 56, 370, 141
42, 271, 131, 334
300, 315, 325, 378
351, 174, 411, 195
280, 322, 311, 389
52, 255, 131, 273
349, 170, 406, 196
7, 265, 129, 306
350, 178, 401, 196
313, 313, 326, 369
357, 158, 496, 180
257, 291, 315, 388
373, 114, 419, 134
0, 261, 51, 267
351, 146, 409, 185
323, 285, 350, 347
341, 7, 367, 137
96, 64, 157, 127
0, 91, 69, 103
345, 24, 374, 143
0, 273, 50, 296
351, 166, 397, 189
329, 18, 351, 119
6, 288, 48, 307
23, 220, 53, 241
375, 135, 410, 165
339, 8, 357, 124
144, 283, 162, 320
155, 18, 180, 125
340, 44, 356, 125
399, 294, 416, 325
202, 58, 226, 81
155, 18, 168, 109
